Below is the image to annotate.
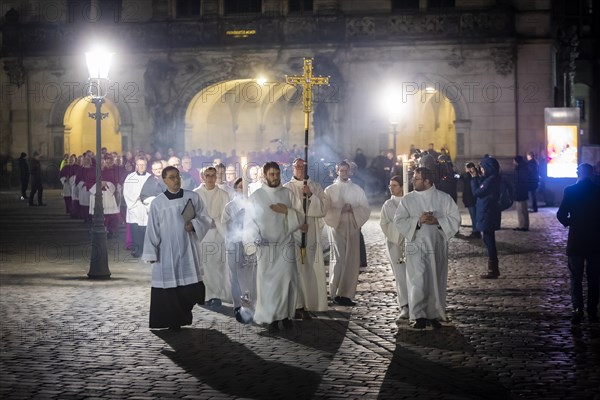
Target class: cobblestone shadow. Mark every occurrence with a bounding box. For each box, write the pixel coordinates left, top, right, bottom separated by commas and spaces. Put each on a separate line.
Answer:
378, 334, 512, 400
154, 328, 321, 399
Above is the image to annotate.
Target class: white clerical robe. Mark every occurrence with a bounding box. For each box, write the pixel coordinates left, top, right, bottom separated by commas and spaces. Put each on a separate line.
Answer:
217, 182, 235, 200
393, 186, 460, 321
380, 195, 408, 308
247, 181, 263, 196
243, 185, 303, 324
89, 182, 120, 215
284, 177, 329, 311
77, 181, 90, 206
194, 184, 232, 302
123, 172, 151, 226
70, 174, 79, 201
60, 175, 72, 198
222, 195, 256, 309
142, 190, 211, 288
324, 179, 370, 300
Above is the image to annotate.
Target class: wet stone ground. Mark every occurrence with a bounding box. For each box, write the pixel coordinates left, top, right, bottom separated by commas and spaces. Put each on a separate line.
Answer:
1, 190, 599, 399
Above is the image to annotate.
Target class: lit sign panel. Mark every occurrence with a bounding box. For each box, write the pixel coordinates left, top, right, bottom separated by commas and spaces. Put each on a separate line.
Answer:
226, 30, 257, 38
545, 108, 580, 178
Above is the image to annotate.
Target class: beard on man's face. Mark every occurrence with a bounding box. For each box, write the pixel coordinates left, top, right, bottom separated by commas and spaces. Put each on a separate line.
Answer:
266, 178, 280, 187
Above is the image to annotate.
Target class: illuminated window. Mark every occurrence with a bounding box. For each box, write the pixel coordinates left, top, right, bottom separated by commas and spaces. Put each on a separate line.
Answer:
176, 0, 201, 17
289, 0, 313, 13
224, 0, 262, 15
392, 0, 419, 11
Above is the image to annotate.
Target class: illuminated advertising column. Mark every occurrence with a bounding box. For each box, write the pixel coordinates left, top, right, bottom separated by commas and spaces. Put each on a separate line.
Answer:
544, 108, 580, 178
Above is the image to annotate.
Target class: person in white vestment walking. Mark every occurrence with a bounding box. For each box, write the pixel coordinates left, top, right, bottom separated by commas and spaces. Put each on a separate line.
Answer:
142, 166, 212, 330
123, 157, 151, 258
324, 161, 370, 307
393, 167, 461, 329
222, 178, 256, 323
194, 166, 231, 306
215, 163, 235, 199
243, 161, 305, 332
380, 175, 409, 324
284, 158, 329, 317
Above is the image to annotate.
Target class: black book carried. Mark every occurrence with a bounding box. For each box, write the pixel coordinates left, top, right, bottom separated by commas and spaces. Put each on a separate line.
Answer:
181, 198, 196, 223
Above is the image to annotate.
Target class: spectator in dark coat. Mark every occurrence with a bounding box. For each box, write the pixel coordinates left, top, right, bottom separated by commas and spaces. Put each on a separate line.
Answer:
556, 163, 600, 324
470, 156, 501, 279
353, 148, 367, 170
461, 162, 480, 238
371, 151, 390, 194
526, 151, 540, 212
513, 156, 530, 231
18, 152, 29, 200
436, 154, 457, 202
28, 151, 45, 206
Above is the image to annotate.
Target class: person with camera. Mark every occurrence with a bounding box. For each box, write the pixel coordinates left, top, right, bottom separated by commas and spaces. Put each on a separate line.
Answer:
469, 156, 502, 279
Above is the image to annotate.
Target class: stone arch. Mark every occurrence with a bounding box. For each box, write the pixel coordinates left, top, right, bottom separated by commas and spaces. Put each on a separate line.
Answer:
48, 93, 134, 155
406, 73, 471, 158
175, 55, 344, 158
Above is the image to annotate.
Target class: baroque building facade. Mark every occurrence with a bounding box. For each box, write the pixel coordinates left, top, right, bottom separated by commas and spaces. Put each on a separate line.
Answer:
0, 0, 597, 182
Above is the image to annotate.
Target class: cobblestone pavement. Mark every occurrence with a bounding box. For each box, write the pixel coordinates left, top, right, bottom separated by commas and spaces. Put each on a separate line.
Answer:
1, 190, 599, 399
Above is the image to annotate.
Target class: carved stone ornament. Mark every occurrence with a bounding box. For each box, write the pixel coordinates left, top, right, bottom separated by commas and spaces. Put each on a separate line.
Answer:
284, 17, 317, 37
446, 49, 465, 69
346, 17, 375, 38
491, 47, 515, 76
144, 60, 179, 145
390, 15, 445, 35
3, 59, 26, 88
460, 13, 491, 35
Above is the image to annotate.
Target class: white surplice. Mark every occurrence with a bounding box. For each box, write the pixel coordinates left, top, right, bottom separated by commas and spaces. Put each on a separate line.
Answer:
221, 195, 256, 309
217, 182, 235, 200
243, 184, 303, 324
284, 177, 329, 311
142, 190, 211, 288
89, 182, 120, 215
393, 186, 460, 321
380, 195, 408, 308
323, 179, 370, 300
123, 172, 151, 226
77, 182, 90, 206
194, 184, 232, 302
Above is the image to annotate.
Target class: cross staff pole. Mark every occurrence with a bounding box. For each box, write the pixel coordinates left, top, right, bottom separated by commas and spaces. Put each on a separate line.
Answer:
286, 58, 330, 264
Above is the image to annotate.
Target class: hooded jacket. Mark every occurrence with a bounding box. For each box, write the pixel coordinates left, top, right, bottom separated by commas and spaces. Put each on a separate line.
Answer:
471, 156, 501, 232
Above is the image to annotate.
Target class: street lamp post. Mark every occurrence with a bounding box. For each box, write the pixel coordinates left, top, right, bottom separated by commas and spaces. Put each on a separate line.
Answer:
389, 111, 399, 176
86, 49, 113, 279
391, 121, 398, 162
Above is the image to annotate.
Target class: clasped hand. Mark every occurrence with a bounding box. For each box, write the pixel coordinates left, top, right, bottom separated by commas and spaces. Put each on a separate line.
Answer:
419, 212, 438, 225
270, 203, 288, 215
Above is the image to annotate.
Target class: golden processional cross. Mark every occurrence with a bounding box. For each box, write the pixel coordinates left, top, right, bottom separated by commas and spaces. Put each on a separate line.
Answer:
286, 58, 330, 263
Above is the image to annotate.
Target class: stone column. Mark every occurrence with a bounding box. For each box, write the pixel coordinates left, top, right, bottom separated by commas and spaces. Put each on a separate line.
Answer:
453, 119, 472, 160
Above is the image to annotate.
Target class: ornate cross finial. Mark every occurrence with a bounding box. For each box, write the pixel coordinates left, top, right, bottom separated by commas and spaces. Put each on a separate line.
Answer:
285, 58, 330, 113
285, 58, 330, 262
